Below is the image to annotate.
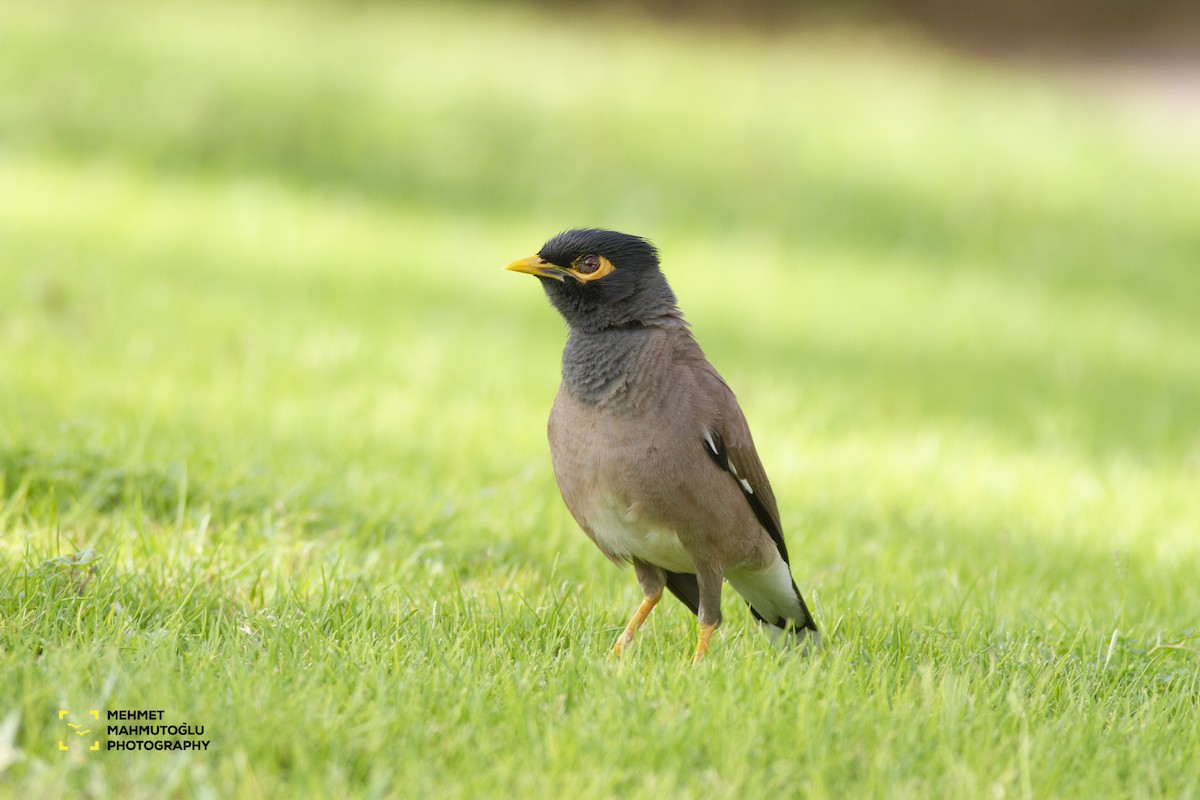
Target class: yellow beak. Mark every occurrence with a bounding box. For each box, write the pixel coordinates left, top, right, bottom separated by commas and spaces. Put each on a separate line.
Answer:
504, 255, 567, 282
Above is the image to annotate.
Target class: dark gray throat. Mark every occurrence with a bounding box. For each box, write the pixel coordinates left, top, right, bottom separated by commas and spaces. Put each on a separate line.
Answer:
561, 326, 672, 412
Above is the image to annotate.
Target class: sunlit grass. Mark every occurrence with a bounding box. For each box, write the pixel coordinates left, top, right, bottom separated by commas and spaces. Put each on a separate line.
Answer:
1, 0, 1198, 797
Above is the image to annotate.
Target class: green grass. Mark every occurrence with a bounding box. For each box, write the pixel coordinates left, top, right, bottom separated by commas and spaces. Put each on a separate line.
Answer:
2, 1, 1199, 797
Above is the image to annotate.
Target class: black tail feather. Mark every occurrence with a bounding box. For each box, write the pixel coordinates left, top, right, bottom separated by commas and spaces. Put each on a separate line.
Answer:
790, 579, 819, 633
747, 579, 818, 635
664, 570, 700, 615
668, 571, 819, 643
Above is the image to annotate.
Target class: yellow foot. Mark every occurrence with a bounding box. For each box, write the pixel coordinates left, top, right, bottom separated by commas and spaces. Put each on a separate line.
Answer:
610, 592, 662, 656
691, 622, 720, 664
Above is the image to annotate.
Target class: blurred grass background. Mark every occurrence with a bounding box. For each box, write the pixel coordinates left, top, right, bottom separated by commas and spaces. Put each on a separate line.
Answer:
1, 0, 1198, 797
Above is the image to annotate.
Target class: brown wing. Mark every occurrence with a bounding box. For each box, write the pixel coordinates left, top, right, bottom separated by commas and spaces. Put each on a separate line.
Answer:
694, 363, 791, 564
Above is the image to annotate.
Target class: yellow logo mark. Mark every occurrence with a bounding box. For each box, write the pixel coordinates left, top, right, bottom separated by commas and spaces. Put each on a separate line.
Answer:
58, 710, 100, 751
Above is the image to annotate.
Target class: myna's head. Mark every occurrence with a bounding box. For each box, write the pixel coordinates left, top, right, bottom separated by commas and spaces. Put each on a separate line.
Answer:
506, 229, 678, 332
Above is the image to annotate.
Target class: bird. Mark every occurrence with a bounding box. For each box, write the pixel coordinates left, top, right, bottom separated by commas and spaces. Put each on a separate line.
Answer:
505, 228, 819, 663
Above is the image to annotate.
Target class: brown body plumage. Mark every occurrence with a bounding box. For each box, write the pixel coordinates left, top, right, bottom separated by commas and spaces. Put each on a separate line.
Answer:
507, 229, 819, 661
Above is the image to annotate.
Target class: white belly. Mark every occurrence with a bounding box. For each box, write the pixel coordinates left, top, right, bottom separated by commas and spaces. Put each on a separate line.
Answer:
588, 496, 695, 573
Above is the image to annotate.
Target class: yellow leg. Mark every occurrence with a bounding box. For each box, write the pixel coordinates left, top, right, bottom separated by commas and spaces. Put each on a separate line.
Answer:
691, 621, 720, 664
611, 591, 662, 656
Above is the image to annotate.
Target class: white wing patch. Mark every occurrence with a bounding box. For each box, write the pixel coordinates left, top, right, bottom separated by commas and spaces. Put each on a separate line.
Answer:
704, 428, 754, 495
720, 450, 748, 494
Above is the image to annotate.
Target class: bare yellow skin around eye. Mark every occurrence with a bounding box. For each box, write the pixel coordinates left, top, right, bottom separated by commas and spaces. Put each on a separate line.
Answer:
567, 255, 615, 282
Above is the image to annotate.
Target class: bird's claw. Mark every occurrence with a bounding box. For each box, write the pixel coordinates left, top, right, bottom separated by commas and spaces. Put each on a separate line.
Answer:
691, 622, 719, 664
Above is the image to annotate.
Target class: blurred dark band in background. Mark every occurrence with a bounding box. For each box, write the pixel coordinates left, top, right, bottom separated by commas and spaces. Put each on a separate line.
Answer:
516, 0, 1200, 53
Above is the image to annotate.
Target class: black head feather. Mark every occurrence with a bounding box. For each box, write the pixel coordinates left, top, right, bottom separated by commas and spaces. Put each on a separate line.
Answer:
534, 229, 679, 332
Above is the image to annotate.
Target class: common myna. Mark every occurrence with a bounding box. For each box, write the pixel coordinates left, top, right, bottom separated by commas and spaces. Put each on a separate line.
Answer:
506, 229, 819, 662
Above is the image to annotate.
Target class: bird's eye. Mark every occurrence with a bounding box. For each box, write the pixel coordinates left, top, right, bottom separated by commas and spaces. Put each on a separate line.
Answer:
577, 255, 601, 274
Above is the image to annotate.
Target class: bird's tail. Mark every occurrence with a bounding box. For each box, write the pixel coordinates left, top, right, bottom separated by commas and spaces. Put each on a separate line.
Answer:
757, 579, 820, 653
728, 563, 821, 655
663, 570, 700, 615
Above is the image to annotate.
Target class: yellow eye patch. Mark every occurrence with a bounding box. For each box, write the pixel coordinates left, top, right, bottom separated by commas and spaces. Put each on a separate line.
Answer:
568, 254, 615, 282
